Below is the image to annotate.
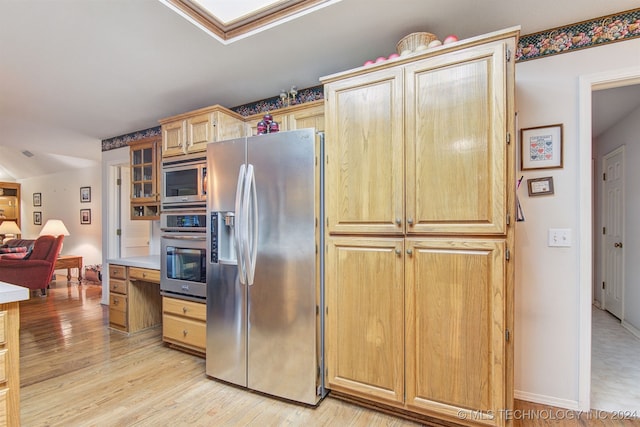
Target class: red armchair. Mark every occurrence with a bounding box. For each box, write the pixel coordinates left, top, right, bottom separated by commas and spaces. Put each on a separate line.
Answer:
0, 235, 64, 295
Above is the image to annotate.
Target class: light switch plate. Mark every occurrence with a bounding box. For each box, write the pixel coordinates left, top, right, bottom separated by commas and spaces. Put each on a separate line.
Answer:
548, 228, 571, 247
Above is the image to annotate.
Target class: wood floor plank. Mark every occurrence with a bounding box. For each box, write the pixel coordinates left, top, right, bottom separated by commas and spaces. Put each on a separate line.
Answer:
18, 279, 640, 426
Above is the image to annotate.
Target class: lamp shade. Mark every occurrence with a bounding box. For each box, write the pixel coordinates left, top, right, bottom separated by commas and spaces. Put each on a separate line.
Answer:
0, 220, 22, 235
39, 219, 70, 237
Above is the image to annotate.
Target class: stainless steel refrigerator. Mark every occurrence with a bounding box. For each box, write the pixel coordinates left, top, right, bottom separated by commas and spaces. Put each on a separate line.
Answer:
205, 128, 326, 405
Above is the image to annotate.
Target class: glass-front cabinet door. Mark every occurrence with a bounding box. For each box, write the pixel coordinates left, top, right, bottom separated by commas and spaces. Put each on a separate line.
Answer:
129, 137, 161, 219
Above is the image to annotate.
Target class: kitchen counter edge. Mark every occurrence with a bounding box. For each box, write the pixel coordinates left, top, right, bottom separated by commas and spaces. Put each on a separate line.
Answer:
0, 282, 30, 304
106, 255, 161, 270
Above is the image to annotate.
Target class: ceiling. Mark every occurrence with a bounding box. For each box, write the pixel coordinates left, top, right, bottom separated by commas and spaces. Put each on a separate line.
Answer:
1, 0, 638, 181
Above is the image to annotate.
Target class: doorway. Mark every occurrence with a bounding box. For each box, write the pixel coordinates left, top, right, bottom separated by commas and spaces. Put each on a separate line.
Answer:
580, 69, 640, 411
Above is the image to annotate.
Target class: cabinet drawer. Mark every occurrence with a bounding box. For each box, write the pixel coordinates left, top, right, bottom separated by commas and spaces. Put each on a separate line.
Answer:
109, 294, 127, 313
109, 308, 127, 329
0, 388, 6, 427
109, 278, 127, 295
109, 264, 127, 280
163, 297, 206, 321
0, 349, 6, 384
0, 311, 5, 345
129, 267, 160, 284
163, 314, 206, 350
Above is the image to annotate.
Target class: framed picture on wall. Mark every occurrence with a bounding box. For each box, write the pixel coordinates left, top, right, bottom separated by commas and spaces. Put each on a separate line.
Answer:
33, 211, 42, 225
80, 209, 91, 225
33, 192, 42, 207
80, 186, 91, 203
520, 124, 563, 170
527, 176, 555, 196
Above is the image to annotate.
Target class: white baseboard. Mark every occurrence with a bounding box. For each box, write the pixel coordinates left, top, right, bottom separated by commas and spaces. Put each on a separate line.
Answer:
622, 320, 640, 340
515, 390, 580, 411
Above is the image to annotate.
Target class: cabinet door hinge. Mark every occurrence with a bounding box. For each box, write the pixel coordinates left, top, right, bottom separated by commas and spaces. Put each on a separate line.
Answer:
602, 282, 606, 290
116, 178, 121, 186
506, 132, 511, 144
505, 329, 511, 342
506, 213, 511, 226
506, 49, 512, 62
603, 227, 606, 235
116, 229, 122, 236
603, 172, 606, 181
505, 248, 511, 261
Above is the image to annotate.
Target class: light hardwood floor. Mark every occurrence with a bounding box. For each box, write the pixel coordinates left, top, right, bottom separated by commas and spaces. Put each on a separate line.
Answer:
18, 279, 640, 426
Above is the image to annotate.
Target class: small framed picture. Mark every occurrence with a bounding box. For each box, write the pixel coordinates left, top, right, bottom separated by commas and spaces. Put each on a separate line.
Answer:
33, 192, 42, 207
520, 124, 563, 170
34, 211, 42, 225
80, 186, 91, 203
80, 209, 91, 224
527, 177, 555, 196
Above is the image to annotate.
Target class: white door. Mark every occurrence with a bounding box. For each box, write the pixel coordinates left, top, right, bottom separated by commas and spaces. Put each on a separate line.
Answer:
602, 146, 624, 319
119, 166, 151, 258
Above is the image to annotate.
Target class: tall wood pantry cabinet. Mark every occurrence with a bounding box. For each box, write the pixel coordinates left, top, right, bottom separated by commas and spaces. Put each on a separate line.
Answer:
321, 27, 518, 427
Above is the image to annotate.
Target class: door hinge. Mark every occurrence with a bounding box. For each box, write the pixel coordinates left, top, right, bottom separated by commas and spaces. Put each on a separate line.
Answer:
505, 248, 511, 261
603, 172, 606, 181
505, 329, 511, 342
116, 178, 121, 186
506, 49, 512, 62
602, 281, 606, 290
116, 229, 121, 236
506, 213, 511, 226
603, 227, 606, 235
506, 132, 511, 144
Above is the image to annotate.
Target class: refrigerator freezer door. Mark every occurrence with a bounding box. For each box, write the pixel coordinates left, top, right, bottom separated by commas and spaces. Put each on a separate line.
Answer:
246, 129, 320, 405
206, 137, 248, 387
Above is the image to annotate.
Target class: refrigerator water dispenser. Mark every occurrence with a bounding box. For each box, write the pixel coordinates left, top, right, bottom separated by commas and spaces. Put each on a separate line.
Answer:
210, 211, 237, 265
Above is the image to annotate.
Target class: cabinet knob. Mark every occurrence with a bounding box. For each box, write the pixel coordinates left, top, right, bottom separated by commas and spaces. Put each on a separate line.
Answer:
406, 249, 413, 256
395, 249, 401, 256
614, 242, 623, 248
113, 298, 119, 305
407, 218, 414, 226
183, 306, 188, 314
183, 329, 189, 336
395, 218, 402, 226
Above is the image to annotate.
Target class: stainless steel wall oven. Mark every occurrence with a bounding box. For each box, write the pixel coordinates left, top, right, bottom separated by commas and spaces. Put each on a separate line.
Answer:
160, 211, 207, 301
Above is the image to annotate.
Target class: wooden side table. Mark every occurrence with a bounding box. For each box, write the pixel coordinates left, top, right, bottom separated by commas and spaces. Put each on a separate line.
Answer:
55, 255, 83, 281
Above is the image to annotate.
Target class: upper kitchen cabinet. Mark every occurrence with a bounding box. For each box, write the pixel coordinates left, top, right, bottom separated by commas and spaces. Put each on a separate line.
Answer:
129, 136, 161, 219
244, 100, 324, 136
323, 30, 516, 236
159, 105, 245, 157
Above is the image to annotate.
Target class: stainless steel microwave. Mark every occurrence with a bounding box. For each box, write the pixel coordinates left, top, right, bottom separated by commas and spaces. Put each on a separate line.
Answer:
161, 154, 207, 207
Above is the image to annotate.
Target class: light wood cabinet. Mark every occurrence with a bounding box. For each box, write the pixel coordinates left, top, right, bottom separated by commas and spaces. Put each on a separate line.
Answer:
0, 303, 21, 427
162, 297, 206, 355
325, 237, 404, 404
321, 27, 517, 427
244, 100, 324, 136
404, 238, 506, 422
159, 105, 245, 157
129, 136, 161, 220
108, 264, 162, 334
0, 182, 21, 238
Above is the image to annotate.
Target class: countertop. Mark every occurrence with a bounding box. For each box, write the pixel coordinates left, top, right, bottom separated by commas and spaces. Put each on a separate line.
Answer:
0, 281, 30, 304
106, 255, 161, 270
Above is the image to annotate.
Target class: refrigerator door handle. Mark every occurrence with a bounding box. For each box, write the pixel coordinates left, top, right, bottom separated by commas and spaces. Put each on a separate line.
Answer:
247, 164, 258, 286
235, 164, 247, 285
242, 164, 255, 285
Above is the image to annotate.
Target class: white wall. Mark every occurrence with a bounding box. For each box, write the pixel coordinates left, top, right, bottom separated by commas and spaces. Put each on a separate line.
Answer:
18, 166, 102, 267
514, 38, 640, 409
593, 105, 640, 331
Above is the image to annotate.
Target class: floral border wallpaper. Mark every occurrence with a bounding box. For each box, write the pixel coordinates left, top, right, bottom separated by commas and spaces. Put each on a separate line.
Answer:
516, 8, 640, 62
102, 8, 640, 151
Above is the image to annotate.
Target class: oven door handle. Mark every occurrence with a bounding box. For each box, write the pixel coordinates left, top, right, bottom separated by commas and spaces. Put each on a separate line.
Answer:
162, 235, 206, 241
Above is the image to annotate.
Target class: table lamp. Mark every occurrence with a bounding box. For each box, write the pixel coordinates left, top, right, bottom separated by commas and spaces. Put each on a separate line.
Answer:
39, 219, 70, 252
0, 221, 22, 244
